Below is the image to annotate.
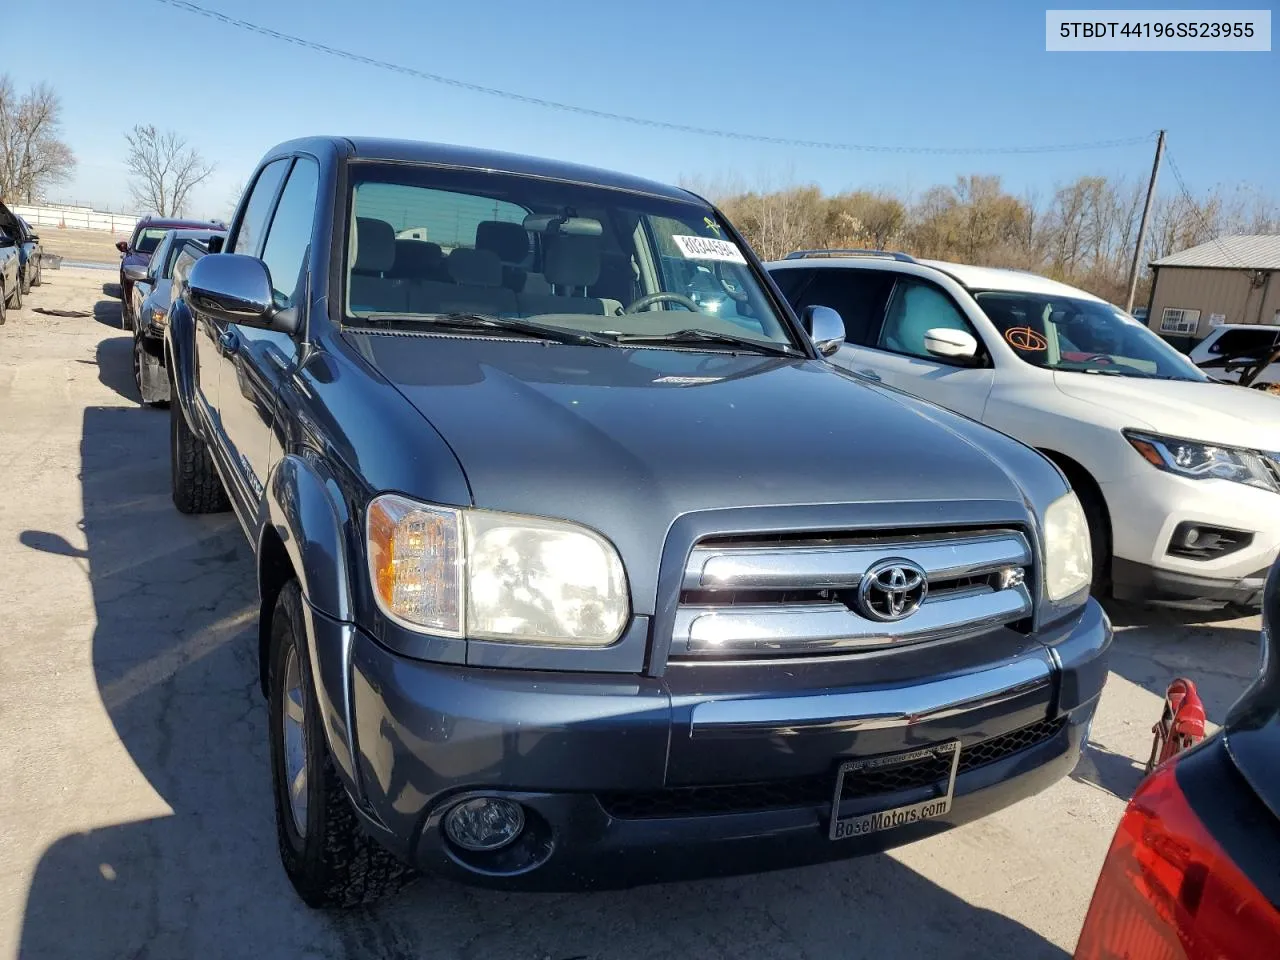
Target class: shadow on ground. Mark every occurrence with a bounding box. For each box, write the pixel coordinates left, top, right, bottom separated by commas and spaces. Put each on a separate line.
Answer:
16, 345, 1071, 959
94, 296, 123, 330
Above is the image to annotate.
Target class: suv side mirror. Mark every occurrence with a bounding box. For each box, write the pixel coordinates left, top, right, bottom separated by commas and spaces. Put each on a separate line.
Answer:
122, 263, 148, 282
802, 304, 846, 357
923, 327, 979, 361
206, 235, 224, 254
188, 254, 295, 333
116, 240, 129, 254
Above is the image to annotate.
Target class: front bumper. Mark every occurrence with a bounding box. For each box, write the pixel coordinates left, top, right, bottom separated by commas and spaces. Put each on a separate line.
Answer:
1102, 471, 1280, 605
335, 599, 1111, 889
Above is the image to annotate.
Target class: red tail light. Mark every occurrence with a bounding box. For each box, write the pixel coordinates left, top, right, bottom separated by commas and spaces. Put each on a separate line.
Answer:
1075, 758, 1280, 959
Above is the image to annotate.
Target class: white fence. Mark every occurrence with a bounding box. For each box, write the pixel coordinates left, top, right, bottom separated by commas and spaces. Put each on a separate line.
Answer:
11, 204, 139, 235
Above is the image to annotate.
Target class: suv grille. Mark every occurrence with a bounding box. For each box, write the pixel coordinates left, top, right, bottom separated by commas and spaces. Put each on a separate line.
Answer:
597, 716, 1066, 820
671, 527, 1035, 659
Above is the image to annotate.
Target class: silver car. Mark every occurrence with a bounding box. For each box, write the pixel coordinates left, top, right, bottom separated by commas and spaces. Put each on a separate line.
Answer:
129, 228, 224, 404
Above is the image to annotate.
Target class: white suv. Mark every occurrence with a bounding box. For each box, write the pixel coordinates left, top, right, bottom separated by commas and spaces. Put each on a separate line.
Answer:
766, 251, 1280, 608
1188, 323, 1280, 388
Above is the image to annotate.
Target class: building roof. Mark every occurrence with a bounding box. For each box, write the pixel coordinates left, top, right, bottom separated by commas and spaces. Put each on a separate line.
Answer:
1150, 234, 1280, 270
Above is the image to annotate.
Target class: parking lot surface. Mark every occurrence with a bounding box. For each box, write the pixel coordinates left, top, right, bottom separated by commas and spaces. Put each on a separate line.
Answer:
0, 267, 1265, 960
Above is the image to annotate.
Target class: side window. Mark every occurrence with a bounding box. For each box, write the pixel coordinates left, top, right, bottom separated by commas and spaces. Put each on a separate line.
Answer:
877, 279, 977, 360
786, 269, 897, 346
260, 159, 320, 307
1209, 328, 1278, 357
229, 158, 290, 256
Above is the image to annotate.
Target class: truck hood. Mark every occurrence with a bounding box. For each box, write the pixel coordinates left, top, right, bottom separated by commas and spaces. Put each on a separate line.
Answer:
351, 334, 1030, 518
1053, 373, 1280, 449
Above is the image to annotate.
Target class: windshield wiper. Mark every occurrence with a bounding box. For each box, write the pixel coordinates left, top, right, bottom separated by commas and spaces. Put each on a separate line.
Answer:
612, 328, 799, 357
356, 312, 616, 347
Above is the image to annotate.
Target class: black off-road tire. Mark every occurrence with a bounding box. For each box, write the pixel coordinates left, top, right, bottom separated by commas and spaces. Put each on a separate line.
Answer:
268, 581, 413, 908
20, 265, 30, 296
9, 275, 20, 310
29, 258, 41, 287
169, 397, 230, 514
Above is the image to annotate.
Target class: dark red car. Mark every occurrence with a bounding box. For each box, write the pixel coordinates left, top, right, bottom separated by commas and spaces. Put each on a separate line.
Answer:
117, 215, 224, 328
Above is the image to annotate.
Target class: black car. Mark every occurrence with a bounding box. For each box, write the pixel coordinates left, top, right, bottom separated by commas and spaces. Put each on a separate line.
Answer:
129, 228, 224, 404
165, 136, 1111, 904
1074, 561, 1280, 958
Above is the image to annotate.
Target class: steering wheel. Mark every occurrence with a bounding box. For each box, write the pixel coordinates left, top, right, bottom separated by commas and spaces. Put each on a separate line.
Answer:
624, 292, 701, 314
1080, 353, 1115, 365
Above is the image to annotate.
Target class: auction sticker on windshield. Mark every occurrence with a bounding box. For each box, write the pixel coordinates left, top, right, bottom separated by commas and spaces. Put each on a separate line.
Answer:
829, 741, 960, 841
672, 235, 748, 264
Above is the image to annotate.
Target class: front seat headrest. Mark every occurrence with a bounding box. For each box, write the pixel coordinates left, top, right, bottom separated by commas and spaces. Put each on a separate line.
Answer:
353, 218, 396, 273
544, 234, 601, 289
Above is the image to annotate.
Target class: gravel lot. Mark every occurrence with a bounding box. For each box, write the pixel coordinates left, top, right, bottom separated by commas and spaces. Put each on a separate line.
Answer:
0, 266, 1264, 960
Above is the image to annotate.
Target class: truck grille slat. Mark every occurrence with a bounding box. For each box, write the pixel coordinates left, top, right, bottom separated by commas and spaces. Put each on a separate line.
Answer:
672, 527, 1035, 659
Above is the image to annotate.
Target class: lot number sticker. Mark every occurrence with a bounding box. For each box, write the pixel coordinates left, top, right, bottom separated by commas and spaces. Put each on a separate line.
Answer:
672, 235, 748, 264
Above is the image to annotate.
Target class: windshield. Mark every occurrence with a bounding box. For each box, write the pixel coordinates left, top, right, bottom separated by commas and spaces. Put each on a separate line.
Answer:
133, 227, 169, 255
975, 290, 1208, 381
343, 164, 798, 352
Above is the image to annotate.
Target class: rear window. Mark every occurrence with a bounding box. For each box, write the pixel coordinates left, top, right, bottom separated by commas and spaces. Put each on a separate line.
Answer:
132, 227, 169, 255
1208, 328, 1280, 357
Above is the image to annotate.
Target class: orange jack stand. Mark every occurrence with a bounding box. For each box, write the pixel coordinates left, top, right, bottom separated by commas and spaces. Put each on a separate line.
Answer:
1144, 678, 1207, 776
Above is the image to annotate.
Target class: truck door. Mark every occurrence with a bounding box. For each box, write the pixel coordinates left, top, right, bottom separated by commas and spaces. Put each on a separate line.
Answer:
208, 158, 293, 511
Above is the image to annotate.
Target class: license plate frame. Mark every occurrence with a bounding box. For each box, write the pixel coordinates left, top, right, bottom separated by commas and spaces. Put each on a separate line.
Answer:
828, 741, 961, 841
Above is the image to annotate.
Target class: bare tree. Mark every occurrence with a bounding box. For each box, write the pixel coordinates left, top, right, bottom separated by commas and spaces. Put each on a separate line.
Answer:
124, 125, 214, 217
0, 76, 75, 202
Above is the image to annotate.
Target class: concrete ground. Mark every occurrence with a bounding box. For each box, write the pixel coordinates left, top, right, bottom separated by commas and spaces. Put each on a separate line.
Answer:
28, 228, 123, 268
0, 267, 1264, 959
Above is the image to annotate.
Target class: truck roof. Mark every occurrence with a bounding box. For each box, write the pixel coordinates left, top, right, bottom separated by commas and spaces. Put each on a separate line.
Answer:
268, 136, 703, 205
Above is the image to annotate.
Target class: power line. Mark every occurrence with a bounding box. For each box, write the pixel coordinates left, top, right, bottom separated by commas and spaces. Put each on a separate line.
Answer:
150, 0, 1157, 157
1164, 149, 1247, 269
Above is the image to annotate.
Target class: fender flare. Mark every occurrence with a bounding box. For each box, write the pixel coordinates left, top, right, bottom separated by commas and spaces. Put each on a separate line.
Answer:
261, 454, 363, 796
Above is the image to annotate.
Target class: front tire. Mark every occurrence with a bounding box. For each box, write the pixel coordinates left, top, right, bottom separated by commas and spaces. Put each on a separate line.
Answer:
169, 397, 229, 513
268, 581, 412, 908
20, 266, 30, 296
9, 275, 20, 310
30, 258, 41, 287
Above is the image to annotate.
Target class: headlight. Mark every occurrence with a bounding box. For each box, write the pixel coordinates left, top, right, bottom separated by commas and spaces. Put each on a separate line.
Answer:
366, 494, 628, 646
1125, 430, 1279, 493
1044, 491, 1092, 601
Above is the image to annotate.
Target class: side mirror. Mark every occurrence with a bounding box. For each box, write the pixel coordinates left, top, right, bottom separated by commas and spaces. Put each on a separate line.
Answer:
207, 235, 224, 254
116, 240, 129, 254
122, 263, 149, 282
188, 254, 293, 332
923, 327, 979, 361
801, 304, 846, 357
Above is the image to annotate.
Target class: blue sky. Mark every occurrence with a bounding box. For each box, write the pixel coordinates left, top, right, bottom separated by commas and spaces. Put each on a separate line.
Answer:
10, 0, 1278, 217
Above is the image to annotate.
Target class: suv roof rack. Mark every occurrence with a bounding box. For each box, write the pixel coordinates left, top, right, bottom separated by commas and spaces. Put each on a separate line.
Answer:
784, 249, 917, 263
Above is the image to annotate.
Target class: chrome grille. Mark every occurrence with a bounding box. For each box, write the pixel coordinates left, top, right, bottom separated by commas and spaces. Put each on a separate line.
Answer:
672, 528, 1034, 659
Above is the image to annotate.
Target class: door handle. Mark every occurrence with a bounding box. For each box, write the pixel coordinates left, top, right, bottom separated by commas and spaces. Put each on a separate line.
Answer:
856, 368, 882, 382
218, 329, 240, 356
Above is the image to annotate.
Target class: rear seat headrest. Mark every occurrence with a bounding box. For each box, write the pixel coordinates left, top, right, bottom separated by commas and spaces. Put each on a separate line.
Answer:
475, 221, 530, 264
390, 239, 444, 278
354, 218, 396, 273
447, 247, 503, 287
544, 234, 601, 289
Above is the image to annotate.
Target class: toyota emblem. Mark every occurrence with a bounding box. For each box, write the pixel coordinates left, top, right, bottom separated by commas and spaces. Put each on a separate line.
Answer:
857, 559, 928, 622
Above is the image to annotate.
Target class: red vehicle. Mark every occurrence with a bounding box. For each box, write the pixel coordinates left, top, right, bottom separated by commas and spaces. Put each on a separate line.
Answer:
1074, 562, 1280, 959
117, 215, 223, 329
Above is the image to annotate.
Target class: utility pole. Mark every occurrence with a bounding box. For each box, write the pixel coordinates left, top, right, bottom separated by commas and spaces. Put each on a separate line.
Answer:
1125, 129, 1165, 315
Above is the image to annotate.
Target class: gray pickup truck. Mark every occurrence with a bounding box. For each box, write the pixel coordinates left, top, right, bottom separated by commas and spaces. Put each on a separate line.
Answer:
165, 136, 1112, 905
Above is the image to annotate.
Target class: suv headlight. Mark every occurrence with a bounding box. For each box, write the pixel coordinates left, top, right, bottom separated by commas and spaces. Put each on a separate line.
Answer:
1044, 491, 1092, 601
366, 494, 629, 646
1125, 430, 1280, 493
